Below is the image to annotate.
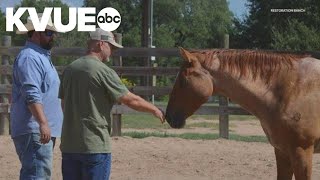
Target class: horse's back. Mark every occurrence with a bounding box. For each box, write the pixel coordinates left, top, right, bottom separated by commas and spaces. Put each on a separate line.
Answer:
299, 57, 320, 77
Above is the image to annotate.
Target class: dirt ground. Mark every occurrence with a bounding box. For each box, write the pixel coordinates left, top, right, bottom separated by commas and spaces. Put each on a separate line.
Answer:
1, 119, 320, 180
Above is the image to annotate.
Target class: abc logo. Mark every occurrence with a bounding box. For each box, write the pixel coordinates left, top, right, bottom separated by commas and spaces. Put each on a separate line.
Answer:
97, 7, 121, 31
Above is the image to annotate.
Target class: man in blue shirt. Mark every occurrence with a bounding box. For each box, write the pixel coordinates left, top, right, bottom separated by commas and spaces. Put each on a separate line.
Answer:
10, 14, 63, 180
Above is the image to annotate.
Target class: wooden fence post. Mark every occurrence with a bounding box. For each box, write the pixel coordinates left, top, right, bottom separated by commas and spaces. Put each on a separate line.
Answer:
219, 34, 229, 139
0, 36, 11, 135
111, 33, 122, 136
219, 95, 229, 139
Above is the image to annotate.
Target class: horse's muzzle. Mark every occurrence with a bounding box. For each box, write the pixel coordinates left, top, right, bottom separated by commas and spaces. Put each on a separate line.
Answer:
165, 110, 186, 129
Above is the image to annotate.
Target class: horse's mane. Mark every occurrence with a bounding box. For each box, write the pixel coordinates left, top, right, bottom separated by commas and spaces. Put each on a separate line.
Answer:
191, 49, 311, 83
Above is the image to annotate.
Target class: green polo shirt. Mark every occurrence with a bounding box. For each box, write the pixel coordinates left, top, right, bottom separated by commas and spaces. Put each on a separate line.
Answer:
59, 55, 129, 153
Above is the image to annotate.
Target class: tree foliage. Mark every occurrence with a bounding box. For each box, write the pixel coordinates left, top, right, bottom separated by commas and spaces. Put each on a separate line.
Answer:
232, 0, 320, 50
10, 0, 88, 47
272, 19, 320, 51
2, 0, 233, 88
84, 0, 142, 47
0, 9, 6, 39
84, 0, 232, 49
83, 0, 233, 88
7, 0, 89, 65
3, 0, 233, 49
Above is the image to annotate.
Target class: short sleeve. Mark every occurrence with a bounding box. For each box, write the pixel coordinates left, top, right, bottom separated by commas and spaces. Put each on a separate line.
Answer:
100, 68, 129, 101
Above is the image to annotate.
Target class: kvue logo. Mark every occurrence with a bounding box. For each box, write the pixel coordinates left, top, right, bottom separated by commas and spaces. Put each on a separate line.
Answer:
6, 7, 121, 32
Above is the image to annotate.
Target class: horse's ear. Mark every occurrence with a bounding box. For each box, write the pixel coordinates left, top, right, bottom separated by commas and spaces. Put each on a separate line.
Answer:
179, 47, 195, 63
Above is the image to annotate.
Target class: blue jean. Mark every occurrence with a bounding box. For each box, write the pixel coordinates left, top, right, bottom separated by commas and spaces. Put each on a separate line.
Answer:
13, 133, 54, 180
62, 153, 112, 180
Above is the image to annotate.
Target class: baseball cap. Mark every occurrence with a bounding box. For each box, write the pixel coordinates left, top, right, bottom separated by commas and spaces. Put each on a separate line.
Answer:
89, 28, 123, 48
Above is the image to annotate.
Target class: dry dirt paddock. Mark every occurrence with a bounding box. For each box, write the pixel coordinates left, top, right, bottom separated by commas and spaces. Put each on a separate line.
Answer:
1, 120, 320, 180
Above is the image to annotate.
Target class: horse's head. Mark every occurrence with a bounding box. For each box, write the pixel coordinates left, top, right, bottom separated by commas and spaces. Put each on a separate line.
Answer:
165, 48, 215, 128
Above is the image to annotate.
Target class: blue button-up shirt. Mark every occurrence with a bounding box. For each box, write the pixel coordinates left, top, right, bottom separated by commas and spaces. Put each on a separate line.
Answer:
10, 41, 63, 138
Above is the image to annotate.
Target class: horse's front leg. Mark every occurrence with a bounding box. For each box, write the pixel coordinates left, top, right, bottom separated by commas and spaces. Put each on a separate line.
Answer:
290, 145, 314, 180
275, 148, 293, 180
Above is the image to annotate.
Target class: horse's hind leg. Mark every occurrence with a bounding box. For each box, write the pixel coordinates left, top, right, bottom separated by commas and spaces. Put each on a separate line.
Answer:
275, 148, 293, 180
290, 145, 314, 180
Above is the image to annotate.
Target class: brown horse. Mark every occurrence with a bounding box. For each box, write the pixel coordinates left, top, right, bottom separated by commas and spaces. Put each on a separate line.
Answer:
165, 48, 320, 180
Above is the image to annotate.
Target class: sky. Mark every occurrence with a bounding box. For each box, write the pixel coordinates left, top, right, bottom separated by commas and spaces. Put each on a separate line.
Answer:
228, 0, 249, 19
0, 0, 249, 18
0, 0, 83, 12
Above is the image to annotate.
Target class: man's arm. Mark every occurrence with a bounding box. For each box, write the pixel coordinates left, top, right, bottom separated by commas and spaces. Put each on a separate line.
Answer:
28, 103, 51, 144
16, 55, 51, 144
118, 92, 165, 123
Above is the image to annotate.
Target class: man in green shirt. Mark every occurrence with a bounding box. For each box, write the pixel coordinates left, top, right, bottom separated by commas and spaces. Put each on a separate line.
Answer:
59, 28, 164, 180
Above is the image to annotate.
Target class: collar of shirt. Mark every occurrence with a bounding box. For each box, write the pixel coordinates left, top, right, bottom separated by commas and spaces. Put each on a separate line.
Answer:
25, 41, 51, 57
86, 55, 103, 62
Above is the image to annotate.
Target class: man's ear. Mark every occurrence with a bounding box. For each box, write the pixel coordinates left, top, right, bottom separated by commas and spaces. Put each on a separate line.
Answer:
97, 41, 104, 51
31, 31, 41, 41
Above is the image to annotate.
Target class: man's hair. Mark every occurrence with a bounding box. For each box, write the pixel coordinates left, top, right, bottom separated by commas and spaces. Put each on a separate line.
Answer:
27, 31, 35, 38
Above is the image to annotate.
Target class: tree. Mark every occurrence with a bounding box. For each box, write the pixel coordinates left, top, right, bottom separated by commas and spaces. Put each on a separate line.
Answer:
0, 9, 7, 40
84, 0, 142, 47
232, 0, 320, 50
83, 0, 232, 49
83, 0, 233, 89
10, 0, 88, 47
153, 0, 233, 49
10, 0, 89, 65
271, 19, 320, 51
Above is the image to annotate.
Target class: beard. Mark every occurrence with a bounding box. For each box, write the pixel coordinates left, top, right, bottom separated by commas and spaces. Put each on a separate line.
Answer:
102, 50, 110, 62
41, 40, 54, 50
40, 39, 54, 50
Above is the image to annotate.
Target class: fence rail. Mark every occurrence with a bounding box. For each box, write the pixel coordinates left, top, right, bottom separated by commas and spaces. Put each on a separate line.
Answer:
0, 35, 254, 138
2, 46, 320, 58
0, 65, 180, 76
0, 46, 180, 57
0, 103, 250, 116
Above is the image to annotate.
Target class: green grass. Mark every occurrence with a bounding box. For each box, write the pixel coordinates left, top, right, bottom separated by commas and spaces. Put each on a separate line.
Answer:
122, 114, 255, 129
122, 131, 268, 143
229, 115, 258, 121
189, 115, 258, 121
188, 115, 217, 120
184, 122, 236, 129
122, 114, 171, 129
122, 114, 221, 129
184, 122, 219, 129
121, 114, 263, 143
